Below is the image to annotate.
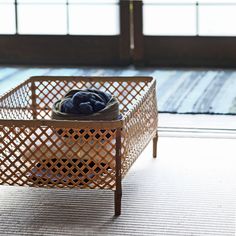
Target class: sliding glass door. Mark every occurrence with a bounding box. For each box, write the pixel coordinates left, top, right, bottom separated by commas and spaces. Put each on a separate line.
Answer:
1, 0, 236, 67
0, 0, 130, 65
133, 0, 236, 67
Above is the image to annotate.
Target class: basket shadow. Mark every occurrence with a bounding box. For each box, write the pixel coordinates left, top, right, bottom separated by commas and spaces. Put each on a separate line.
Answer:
0, 186, 117, 234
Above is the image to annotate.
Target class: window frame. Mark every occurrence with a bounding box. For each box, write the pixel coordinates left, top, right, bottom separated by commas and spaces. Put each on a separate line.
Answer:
133, 0, 236, 67
0, 0, 131, 66
1, 0, 236, 67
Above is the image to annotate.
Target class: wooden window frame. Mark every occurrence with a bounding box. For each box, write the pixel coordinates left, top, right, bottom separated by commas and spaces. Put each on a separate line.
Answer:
0, 0, 131, 66
133, 0, 236, 68
2, 0, 236, 67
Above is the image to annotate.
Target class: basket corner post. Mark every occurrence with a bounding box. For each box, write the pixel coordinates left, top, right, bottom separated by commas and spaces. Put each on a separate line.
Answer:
31, 81, 37, 119
153, 130, 158, 158
114, 127, 122, 216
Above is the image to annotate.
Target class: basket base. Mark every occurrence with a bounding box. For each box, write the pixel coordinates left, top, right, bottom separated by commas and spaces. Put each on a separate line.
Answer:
28, 161, 109, 187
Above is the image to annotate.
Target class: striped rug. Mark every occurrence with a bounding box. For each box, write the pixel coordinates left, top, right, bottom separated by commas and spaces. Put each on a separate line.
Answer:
1, 66, 236, 115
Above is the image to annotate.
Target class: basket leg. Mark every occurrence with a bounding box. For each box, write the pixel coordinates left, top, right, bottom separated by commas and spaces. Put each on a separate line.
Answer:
153, 130, 158, 158
115, 127, 122, 216
114, 187, 122, 216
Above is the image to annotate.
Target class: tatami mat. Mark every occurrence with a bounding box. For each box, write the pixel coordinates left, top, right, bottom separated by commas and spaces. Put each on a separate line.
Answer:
0, 136, 235, 236
1, 66, 236, 235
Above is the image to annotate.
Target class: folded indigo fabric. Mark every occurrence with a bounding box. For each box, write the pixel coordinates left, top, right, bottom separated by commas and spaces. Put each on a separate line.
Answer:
52, 89, 120, 120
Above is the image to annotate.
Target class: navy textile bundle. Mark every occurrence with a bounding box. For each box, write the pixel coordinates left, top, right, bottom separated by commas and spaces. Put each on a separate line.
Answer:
61, 89, 112, 114
52, 89, 120, 120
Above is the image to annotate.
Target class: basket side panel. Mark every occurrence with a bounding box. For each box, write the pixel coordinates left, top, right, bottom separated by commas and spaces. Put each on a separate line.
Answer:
0, 81, 33, 119
0, 124, 117, 190
121, 82, 158, 177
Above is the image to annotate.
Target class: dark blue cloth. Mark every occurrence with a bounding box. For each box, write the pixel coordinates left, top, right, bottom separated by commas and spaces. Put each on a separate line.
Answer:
61, 89, 112, 115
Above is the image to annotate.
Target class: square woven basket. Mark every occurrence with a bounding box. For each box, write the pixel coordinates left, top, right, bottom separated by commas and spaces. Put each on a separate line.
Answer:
0, 76, 158, 215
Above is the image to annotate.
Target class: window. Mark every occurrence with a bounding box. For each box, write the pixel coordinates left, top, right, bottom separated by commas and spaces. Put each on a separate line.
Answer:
1, 0, 236, 66
69, 0, 119, 35
0, 0, 129, 65
143, 0, 236, 36
199, 2, 236, 36
0, 0, 16, 34
0, 0, 119, 35
17, 0, 68, 35
143, 0, 196, 36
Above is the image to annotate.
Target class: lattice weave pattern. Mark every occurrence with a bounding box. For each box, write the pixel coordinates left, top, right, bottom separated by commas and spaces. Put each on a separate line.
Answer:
1, 125, 116, 189
0, 76, 158, 191
122, 82, 158, 178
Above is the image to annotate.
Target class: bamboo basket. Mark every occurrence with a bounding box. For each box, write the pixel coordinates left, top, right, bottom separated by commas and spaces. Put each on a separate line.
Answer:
0, 76, 158, 215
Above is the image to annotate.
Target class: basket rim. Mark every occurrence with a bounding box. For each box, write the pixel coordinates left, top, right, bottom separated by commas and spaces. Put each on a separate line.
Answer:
0, 76, 156, 128
28, 75, 154, 83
